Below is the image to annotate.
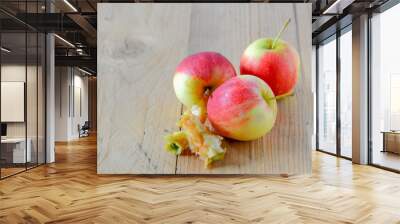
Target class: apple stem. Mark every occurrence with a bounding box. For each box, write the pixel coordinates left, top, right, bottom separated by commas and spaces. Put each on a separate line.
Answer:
266, 92, 295, 101
271, 18, 291, 49
204, 87, 211, 97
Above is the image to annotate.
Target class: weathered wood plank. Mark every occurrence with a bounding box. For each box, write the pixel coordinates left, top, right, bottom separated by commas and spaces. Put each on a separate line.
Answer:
98, 3, 312, 174
98, 4, 192, 174
176, 3, 312, 174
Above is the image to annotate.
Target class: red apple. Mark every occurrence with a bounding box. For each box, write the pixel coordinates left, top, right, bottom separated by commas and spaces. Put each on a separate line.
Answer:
207, 75, 277, 141
173, 52, 237, 119
240, 20, 300, 98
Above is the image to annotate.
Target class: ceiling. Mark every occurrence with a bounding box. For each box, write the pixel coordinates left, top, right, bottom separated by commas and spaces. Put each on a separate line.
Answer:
0, 0, 393, 74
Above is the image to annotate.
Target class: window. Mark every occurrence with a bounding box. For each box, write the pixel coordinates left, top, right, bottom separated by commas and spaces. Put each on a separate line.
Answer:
317, 36, 337, 154
316, 27, 353, 159
370, 3, 400, 171
340, 29, 352, 158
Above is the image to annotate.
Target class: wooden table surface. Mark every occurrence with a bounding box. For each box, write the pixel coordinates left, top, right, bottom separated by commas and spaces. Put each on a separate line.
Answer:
98, 3, 312, 175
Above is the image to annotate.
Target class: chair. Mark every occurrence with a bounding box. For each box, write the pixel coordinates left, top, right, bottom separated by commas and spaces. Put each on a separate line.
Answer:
79, 121, 90, 138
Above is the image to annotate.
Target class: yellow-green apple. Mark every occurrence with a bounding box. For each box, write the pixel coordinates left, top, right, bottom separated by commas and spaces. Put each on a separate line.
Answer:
207, 75, 277, 141
173, 52, 237, 120
240, 19, 300, 98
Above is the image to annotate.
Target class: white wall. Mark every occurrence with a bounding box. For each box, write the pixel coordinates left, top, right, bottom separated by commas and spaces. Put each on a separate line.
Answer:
1, 65, 39, 138
55, 67, 89, 141
1, 65, 28, 142
55, 67, 70, 141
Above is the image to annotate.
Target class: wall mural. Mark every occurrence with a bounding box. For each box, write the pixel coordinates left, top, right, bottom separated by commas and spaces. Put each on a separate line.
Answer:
98, 3, 312, 175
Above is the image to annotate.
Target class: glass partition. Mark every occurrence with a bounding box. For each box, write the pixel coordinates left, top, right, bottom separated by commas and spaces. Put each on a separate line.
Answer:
371, 3, 400, 171
0, 3, 46, 179
27, 31, 38, 169
317, 36, 337, 154
316, 27, 353, 159
1, 31, 28, 177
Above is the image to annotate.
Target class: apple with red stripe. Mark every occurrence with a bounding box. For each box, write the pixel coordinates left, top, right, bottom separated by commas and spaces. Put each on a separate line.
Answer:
173, 52, 237, 120
240, 19, 300, 98
207, 75, 277, 141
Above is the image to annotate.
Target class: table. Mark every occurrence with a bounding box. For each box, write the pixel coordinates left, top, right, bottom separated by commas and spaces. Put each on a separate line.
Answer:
381, 131, 400, 154
1, 138, 32, 164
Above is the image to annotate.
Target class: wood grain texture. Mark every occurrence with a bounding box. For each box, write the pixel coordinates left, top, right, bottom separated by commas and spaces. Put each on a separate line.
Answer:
97, 3, 312, 174
97, 4, 191, 174
1, 136, 400, 223
383, 132, 400, 154
176, 3, 312, 174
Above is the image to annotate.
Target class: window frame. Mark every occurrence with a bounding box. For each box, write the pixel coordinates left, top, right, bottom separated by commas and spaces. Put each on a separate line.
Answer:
367, 0, 400, 173
315, 24, 353, 161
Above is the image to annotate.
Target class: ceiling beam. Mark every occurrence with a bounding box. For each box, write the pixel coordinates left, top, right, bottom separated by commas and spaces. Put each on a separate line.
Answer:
67, 14, 97, 39
322, 0, 355, 14
55, 55, 96, 70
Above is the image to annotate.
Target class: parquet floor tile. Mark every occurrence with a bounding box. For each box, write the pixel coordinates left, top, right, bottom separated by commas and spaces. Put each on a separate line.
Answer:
1, 135, 399, 223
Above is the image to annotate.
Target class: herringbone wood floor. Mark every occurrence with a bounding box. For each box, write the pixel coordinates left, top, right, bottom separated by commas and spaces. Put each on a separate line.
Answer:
1, 135, 400, 224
